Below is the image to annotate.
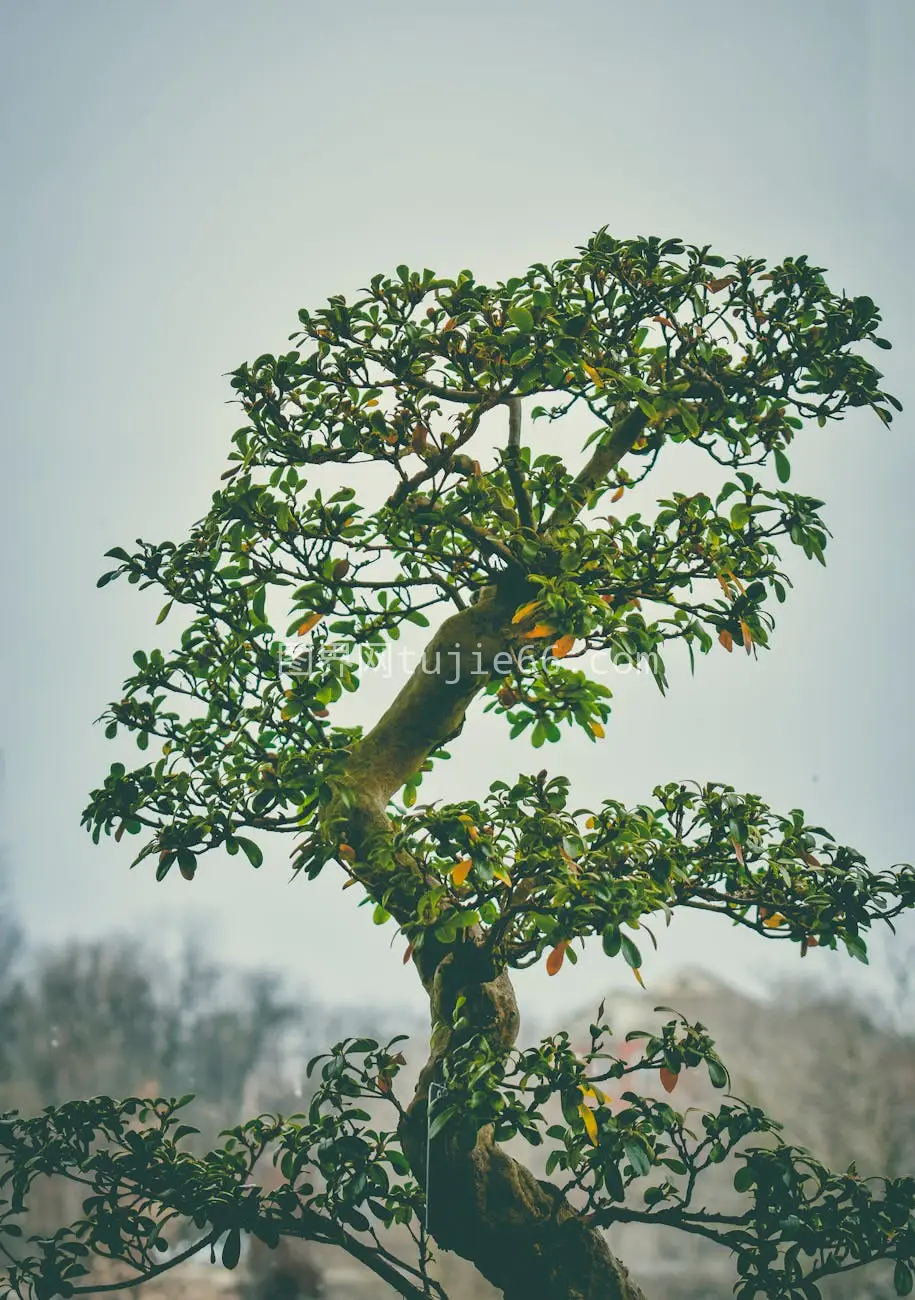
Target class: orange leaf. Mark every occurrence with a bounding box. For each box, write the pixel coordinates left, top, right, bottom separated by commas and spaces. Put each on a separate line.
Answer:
739, 619, 753, 654
717, 573, 732, 597
611, 486, 625, 503
497, 685, 518, 707
338, 843, 356, 862
559, 843, 579, 873
297, 612, 323, 636
718, 629, 734, 653
552, 634, 576, 659
451, 858, 473, 887
521, 623, 557, 640
546, 941, 567, 976
732, 838, 745, 867
332, 558, 350, 582
403, 943, 414, 965
707, 275, 736, 293
659, 1066, 679, 1094
512, 599, 542, 624
411, 426, 428, 454
589, 721, 606, 739
803, 852, 821, 868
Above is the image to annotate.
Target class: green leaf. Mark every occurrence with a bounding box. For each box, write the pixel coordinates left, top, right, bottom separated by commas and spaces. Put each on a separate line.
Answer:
508, 305, 534, 333
707, 1057, 729, 1089
774, 449, 791, 483
156, 600, 174, 625
236, 837, 264, 869
624, 1139, 652, 1178
844, 933, 869, 964
602, 925, 621, 958
619, 934, 642, 969
733, 1164, 756, 1192
221, 1228, 241, 1271
895, 1260, 914, 1296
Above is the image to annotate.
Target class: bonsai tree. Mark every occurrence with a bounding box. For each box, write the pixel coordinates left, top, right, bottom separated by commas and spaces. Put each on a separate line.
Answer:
3, 231, 914, 1300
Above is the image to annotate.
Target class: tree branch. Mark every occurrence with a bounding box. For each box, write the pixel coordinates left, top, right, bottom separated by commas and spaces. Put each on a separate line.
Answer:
503, 397, 536, 533
545, 405, 649, 532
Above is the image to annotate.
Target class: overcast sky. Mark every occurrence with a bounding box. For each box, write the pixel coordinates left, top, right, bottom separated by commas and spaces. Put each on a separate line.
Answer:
1, 0, 913, 1030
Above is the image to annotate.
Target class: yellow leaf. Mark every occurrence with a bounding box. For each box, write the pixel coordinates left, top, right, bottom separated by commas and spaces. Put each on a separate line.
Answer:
582, 362, 603, 388
632, 967, 646, 988
297, 612, 323, 636
579, 1102, 599, 1145
585, 816, 596, 829
552, 634, 576, 659
763, 912, 787, 928
739, 619, 753, 654
611, 485, 625, 503
521, 623, 557, 640
589, 721, 606, 739
492, 865, 512, 886
717, 573, 732, 597
365, 398, 379, 407
512, 599, 542, 625
546, 941, 567, 976
718, 629, 734, 653
582, 1083, 611, 1106
451, 858, 473, 887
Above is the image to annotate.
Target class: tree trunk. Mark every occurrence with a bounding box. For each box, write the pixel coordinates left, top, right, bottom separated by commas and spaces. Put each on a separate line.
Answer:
327, 569, 649, 1300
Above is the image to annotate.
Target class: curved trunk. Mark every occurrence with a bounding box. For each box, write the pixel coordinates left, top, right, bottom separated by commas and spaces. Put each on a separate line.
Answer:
326, 520, 649, 1298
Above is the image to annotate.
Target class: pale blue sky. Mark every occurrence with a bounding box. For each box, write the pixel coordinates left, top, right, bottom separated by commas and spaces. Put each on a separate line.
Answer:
1, 0, 913, 1023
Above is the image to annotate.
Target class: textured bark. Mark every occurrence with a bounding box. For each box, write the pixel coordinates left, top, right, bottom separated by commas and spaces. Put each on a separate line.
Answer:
323, 413, 651, 1298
